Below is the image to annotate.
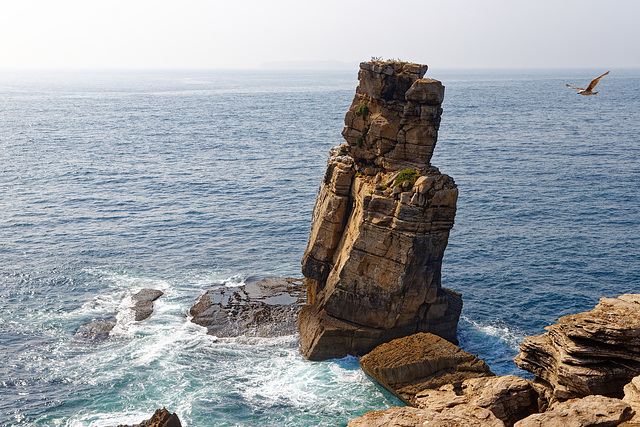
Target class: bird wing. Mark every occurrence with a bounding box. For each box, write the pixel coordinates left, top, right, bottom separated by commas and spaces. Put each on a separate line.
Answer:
586, 71, 610, 91
566, 84, 584, 90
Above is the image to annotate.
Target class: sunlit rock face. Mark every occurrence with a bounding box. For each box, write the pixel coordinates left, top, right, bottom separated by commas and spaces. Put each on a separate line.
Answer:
299, 61, 461, 361
515, 293, 640, 400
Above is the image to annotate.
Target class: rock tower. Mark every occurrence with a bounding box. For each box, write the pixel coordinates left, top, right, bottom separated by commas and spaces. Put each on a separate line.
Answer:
299, 61, 462, 360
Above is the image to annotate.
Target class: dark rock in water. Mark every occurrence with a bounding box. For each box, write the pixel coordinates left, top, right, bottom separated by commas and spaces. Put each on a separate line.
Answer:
74, 317, 116, 340
117, 407, 181, 427
190, 277, 306, 338
132, 288, 164, 321
75, 288, 163, 340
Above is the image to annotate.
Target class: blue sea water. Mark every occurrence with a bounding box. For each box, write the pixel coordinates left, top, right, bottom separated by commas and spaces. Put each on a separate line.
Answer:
0, 68, 638, 426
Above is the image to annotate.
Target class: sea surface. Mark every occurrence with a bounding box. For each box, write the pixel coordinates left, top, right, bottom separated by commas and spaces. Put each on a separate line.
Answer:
1, 68, 638, 426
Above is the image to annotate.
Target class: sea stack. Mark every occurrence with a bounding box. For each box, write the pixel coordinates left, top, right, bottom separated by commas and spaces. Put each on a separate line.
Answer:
298, 60, 462, 360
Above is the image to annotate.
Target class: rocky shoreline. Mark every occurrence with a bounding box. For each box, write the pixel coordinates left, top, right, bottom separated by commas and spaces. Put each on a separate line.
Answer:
87, 60, 639, 426
348, 294, 640, 426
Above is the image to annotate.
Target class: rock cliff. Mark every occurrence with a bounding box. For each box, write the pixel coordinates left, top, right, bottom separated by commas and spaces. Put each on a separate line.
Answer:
514, 294, 640, 399
299, 61, 461, 360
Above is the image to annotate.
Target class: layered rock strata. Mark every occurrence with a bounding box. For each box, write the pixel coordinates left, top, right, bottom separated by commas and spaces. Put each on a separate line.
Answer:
299, 61, 461, 360
190, 277, 306, 337
513, 395, 633, 427
415, 376, 539, 427
348, 405, 505, 427
359, 332, 494, 405
514, 294, 640, 399
623, 375, 640, 425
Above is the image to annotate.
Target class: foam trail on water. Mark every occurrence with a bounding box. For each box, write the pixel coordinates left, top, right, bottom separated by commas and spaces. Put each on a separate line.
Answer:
457, 316, 530, 376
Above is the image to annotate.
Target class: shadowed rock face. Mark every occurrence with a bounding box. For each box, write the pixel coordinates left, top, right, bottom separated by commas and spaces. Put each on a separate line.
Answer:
299, 61, 461, 360
514, 294, 640, 400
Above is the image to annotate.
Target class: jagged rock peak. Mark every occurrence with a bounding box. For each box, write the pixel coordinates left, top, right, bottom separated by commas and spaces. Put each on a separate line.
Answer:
341, 60, 445, 173
298, 61, 460, 361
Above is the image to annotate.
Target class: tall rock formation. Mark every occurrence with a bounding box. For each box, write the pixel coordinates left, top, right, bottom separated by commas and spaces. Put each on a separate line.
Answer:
299, 61, 461, 360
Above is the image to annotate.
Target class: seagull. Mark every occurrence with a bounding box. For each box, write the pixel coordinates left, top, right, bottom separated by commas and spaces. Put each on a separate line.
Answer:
566, 71, 610, 95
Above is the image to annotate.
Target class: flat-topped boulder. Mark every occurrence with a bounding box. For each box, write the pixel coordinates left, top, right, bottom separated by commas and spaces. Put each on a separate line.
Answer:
514, 294, 640, 399
190, 277, 306, 338
348, 404, 505, 427
299, 60, 461, 360
359, 332, 494, 405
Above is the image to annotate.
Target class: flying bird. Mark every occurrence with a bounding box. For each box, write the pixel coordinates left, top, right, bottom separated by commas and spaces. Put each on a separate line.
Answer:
566, 71, 610, 95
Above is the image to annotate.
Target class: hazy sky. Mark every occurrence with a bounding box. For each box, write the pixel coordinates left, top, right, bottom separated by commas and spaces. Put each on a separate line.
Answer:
1, 0, 638, 69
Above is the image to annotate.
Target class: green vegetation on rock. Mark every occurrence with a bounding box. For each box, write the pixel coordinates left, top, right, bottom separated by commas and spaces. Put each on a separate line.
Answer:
355, 103, 369, 118
395, 168, 419, 188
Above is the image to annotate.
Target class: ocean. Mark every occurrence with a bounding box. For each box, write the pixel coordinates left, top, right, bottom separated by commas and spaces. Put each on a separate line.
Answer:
0, 68, 638, 426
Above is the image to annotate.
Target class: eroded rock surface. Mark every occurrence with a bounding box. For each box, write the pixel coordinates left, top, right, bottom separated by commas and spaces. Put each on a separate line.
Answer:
359, 332, 494, 405
190, 277, 306, 337
347, 404, 505, 427
514, 294, 640, 399
299, 60, 461, 360
623, 375, 640, 425
514, 395, 634, 427
415, 376, 538, 426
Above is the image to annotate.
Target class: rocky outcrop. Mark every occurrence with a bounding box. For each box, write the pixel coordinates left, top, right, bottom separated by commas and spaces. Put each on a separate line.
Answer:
75, 317, 117, 340
359, 332, 494, 405
132, 289, 164, 321
190, 277, 306, 337
514, 395, 634, 427
299, 60, 461, 360
514, 294, 640, 399
415, 376, 538, 427
348, 405, 505, 427
623, 375, 640, 425
117, 407, 181, 427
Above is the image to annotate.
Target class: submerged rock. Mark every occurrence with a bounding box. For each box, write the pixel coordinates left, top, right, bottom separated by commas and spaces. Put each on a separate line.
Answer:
75, 288, 164, 340
117, 407, 181, 427
299, 60, 461, 360
74, 317, 117, 340
359, 332, 494, 405
514, 294, 640, 399
190, 277, 306, 337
